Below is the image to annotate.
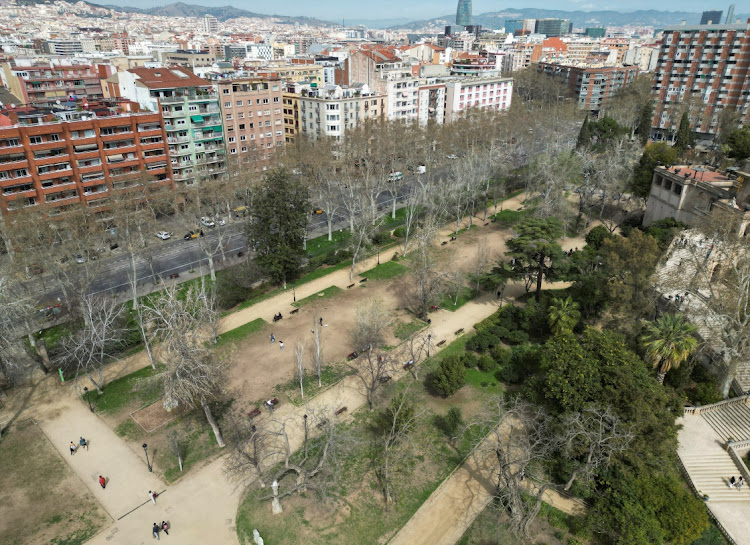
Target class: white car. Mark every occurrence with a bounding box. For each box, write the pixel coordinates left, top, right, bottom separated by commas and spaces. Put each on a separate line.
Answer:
200, 217, 216, 228
217, 218, 226, 226
155, 231, 172, 240
388, 171, 403, 182
446, 154, 458, 160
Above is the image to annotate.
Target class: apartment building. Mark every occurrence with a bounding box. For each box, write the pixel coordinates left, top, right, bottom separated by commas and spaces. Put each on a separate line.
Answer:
444, 76, 513, 120
0, 103, 172, 215
282, 88, 300, 142
254, 63, 324, 86
417, 82, 446, 126
1, 61, 104, 107
110, 67, 226, 185
215, 77, 284, 159
536, 18, 572, 37
298, 84, 385, 139
651, 21, 750, 144
163, 50, 217, 68
537, 62, 639, 113
381, 68, 420, 122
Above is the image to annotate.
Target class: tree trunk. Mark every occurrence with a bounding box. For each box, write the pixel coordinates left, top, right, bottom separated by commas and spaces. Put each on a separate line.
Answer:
201, 398, 225, 447
392, 193, 397, 219
656, 370, 666, 385
327, 217, 333, 241
207, 254, 216, 282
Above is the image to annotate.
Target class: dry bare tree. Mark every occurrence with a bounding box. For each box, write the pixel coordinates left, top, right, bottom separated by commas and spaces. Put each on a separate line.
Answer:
404, 217, 446, 318
167, 429, 187, 472
294, 341, 306, 398
56, 294, 127, 393
0, 275, 40, 384
471, 235, 492, 294
312, 313, 324, 387
143, 282, 226, 446
349, 298, 395, 409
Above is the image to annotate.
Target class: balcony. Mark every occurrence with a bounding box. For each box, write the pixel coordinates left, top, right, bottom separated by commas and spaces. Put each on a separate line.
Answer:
167, 136, 189, 144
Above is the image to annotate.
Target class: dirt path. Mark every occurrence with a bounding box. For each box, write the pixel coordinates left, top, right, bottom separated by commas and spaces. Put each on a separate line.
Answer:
387, 429, 586, 545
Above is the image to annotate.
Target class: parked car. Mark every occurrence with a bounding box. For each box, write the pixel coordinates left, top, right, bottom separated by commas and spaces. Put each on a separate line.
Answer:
217, 218, 226, 226
74, 254, 85, 264
446, 154, 458, 160
312, 208, 324, 215
388, 171, 403, 182
200, 216, 215, 228
155, 231, 172, 240
184, 231, 203, 240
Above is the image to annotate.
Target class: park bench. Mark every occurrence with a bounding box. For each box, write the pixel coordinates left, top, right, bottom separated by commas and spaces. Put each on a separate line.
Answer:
437, 340, 446, 347
450, 236, 457, 242
403, 360, 414, 369
335, 406, 348, 416
248, 407, 261, 419
455, 328, 464, 335
441, 241, 448, 246
484, 222, 489, 227
359, 278, 368, 284
347, 283, 355, 289
347, 351, 358, 360
289, 308, 300, 315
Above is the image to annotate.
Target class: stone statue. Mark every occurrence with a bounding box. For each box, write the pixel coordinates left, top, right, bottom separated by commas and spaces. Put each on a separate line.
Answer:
271, 479, 282, 514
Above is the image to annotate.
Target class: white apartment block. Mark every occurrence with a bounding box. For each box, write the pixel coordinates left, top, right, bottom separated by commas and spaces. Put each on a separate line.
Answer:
382, 69, 420, 122
444, 76, 514, 121
246, 44, 273, 61
299, 84, 385, 139
417, 82, 446, 126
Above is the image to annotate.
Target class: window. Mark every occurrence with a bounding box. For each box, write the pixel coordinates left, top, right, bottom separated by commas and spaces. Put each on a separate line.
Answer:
236, 100, 243, 106
248, 123, 254, 129
230, 148, 237, 154
50, 134, 60, 141
256, 99, 261, 105
274, 108, 281, 114
241, 146, 248, 152
257, 110, 263, 116
266, 132, 272, 137
228, 136, 235, 143
29, 136, 43, 144
225, 102, 231, 107
265, 110, 270, 115
240, 135, 247, 141
267, 143, 272, 148
226, 114, 233, 120
238, 112, 244, 119
265, 120, 271, 127
250, 134, 255, 140
273, 97, 279, 103
263, 98, 269, 104
223, 89, 230, 94
276, 130, 282, 136
239, 124, 245, 130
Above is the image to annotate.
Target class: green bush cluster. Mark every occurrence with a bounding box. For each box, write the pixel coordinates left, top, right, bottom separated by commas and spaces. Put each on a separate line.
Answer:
430, 354, 466, 397
393, 226, 406, 238
371, 230, 392, 245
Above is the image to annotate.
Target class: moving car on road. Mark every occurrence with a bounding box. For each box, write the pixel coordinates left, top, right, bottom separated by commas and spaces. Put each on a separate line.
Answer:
184, 230, 204, 240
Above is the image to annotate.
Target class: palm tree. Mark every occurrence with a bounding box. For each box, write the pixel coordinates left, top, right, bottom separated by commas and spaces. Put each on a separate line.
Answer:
640, 314, 698, 385
548, 296, 581, 335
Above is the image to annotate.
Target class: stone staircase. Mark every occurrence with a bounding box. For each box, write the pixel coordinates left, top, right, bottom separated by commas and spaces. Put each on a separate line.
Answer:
701, 402, 750, 442
680, 453, 750, 502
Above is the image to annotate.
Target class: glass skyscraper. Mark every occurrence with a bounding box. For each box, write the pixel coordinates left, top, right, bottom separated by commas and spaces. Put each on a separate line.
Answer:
456, 0, 471, 26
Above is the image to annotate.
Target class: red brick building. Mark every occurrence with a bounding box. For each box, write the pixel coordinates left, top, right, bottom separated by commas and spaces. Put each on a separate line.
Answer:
651, 21, 750, 144
537, 62, 639, 114
0, 102, 172, 215
1, 62, 105, 108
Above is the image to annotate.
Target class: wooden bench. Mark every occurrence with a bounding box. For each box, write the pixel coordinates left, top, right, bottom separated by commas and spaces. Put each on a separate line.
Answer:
272, 314, 283, 322
248, 407, 261, 419
437, 340, 446, 347
359, 277, 368, 284
484, 222, 489, 227
335, 406, 348, 416
441, 241, 448, 246
455, 328, 464, 335
347, 351, 358, 361
289, 308, 300, 315
450, 236, 457, 242
347, 283, 355, 289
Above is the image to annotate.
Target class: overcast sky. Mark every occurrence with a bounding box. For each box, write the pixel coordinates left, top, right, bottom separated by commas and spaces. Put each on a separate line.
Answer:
109, 1, 719, 20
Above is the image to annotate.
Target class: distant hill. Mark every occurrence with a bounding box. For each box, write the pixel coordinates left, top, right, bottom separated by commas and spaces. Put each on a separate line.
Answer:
391, 8, 749, 30
83, 1, 335, 26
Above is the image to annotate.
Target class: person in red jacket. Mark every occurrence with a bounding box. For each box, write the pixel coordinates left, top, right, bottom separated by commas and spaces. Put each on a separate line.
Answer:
99, 475, 106, 489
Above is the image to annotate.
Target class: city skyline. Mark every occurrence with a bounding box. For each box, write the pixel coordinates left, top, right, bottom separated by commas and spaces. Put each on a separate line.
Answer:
87, 0, 738, 22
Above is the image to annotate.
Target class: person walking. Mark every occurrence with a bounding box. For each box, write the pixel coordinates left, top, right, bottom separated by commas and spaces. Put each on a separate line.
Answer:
69, 441, 76, 455
152, 523, 160, 540
319, 317, 323, 327
161, 521, 169, 536
279, 340, 284, 351
99, 476, 106, 489
729, 476, 736, 489
738, 476, 744, 491
79, 437, 88, 451
270, 333, 275, 343
149, 490, 157, 504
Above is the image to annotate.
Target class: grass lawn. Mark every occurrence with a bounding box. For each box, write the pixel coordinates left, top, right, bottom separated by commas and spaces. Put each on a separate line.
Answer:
215, 318, 267, 347
440, 287, 478, 312
89, 365, 162, 414
465, 367, 503, 393
306, 230, 352, 258
361, 261, 408, 280
0, 421, 109, 545
292, 286, 343, 308
691, 523, 730, 545
491, 208, 529, 227
394, 318, 428, 341
275, 363, 354, 406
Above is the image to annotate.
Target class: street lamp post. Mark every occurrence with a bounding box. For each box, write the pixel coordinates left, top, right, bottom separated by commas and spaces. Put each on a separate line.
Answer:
377, 249, 380, 265
142, 443, 152, 472
293, 282, 296, 303
303, 414, 308, 452
83, 386, 93, 413
427, 334, 432, 357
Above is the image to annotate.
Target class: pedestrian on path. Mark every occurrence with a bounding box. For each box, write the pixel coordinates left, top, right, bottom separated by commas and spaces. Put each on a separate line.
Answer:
319, 317, 323, 327
79, 437, 88, 451
738, 476, 744, 491
279, 340, 284, 351
69, 441, 76, 455
152, 523, 160, 540
270, 333, 275, 343
729, 476, 736, 489
99, 476, 106, 489
161, 521, 169, 535
149, 490, 157, 504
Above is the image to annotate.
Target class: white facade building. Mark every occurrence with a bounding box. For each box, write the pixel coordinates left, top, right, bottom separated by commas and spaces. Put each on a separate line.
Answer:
444, 76, 514, 121
298, 84, 385, 139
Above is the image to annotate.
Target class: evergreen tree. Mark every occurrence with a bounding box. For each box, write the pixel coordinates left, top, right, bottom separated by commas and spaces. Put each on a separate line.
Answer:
247, 169, 310, 285
674, 112, 692, 152
636, 101, 653, 146
630, 143, 678, 200
576, 115, 591, 149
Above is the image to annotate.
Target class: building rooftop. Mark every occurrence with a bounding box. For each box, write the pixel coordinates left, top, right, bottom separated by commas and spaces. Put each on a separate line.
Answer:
128, 66, 211, 89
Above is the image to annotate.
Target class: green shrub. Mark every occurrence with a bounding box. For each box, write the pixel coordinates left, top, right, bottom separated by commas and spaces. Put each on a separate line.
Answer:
372, 230, 392, 245
430, 354, 466, 397
491, 346, 512, 367
393, 226, 406, 238
462, 353, 479, 368
436, 407, 464, 439
478, 355, 496, 372
503, 329, 530, 345
499, 344, 539, 384
466, 330, 500, 352
585, 225, 614, 250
